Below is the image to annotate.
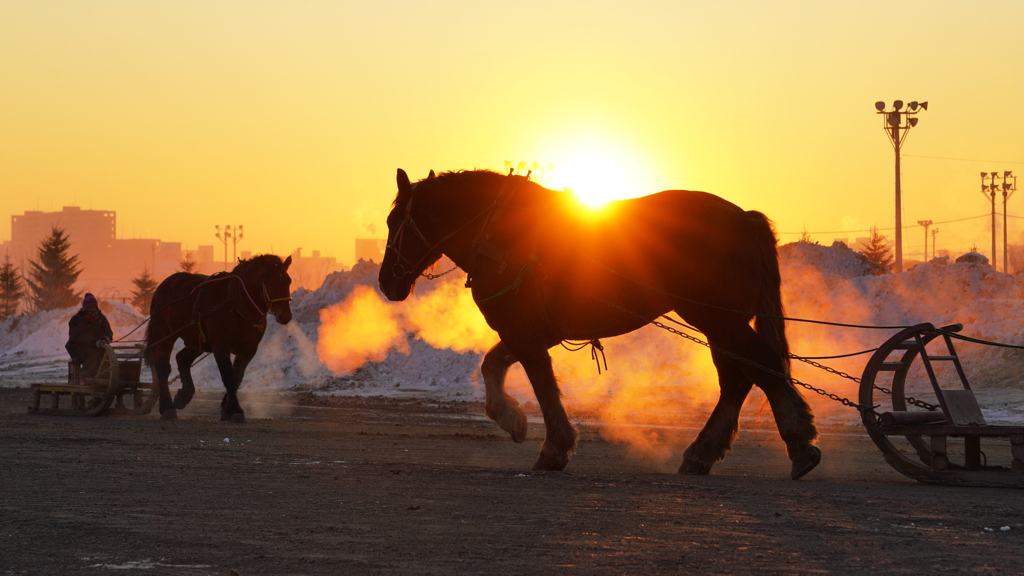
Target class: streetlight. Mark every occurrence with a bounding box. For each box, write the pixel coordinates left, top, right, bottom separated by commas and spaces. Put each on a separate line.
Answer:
1001, 171, 1017, 272
981, 173, 999, 268
931, 227, 939, 260
875, 99, 928, 273
918, 220, 933, 263
214, 225, 243, 271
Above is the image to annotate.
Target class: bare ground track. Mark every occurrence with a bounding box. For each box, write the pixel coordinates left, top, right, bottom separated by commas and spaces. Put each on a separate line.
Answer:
2, 387, 1024, 575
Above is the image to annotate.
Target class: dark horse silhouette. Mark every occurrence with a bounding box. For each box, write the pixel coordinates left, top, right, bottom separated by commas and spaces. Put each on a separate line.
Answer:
144, 254, 293, 422
379, 169, 820, 479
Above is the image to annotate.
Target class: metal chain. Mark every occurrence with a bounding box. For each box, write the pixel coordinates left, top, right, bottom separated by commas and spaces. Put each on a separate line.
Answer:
643, 315, 884, 414
596, 298, 885, 415
793, 356, 939, 411
422, 265, 459, 280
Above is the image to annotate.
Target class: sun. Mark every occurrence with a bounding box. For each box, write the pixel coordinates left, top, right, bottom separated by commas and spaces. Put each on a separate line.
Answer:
547, 140, 654, 209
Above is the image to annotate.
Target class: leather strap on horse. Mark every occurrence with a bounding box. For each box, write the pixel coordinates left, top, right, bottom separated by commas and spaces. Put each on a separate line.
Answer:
466, 172, 526, 286
560, 339, 609, 374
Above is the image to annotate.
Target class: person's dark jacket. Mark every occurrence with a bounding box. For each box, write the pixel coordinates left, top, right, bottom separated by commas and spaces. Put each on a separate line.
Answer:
65, 308, 114, 364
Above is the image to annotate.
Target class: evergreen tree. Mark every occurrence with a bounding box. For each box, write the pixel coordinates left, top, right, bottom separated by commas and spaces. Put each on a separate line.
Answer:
0, 254, 26, 318
130, 267, 158, 313
25, 226, 82, 312
862, 227, 895, 274
798, 227, 818, 245
179, 250, 199, 274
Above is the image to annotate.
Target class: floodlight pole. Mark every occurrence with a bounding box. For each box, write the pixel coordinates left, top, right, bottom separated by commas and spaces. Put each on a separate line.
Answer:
1003, 172, 1017, 272
918, 220, 932, 262
981, 173, 997, 268
214, 225, 232, 272
876, 100, 927, 273
232, 225, 244, 265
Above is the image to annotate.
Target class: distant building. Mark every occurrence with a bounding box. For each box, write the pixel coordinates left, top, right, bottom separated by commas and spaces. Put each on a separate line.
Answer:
355, 238, 386, 264
1, 206, 216, 301
288, 247, 345, 290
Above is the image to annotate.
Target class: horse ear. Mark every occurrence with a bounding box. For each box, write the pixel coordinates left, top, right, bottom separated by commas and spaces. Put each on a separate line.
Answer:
283, 255, 292, 270
428, 170, 436, 179
397, 169, 412, 194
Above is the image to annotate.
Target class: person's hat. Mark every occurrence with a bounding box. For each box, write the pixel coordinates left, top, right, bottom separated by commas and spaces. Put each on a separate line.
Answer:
82, 293, 97, 307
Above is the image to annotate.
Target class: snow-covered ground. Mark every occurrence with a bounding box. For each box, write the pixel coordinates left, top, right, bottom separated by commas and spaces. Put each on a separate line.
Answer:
4, 242, 1024, 433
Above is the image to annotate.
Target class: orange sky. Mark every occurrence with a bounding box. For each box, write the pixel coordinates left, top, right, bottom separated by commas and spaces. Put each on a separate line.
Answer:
2, 1, 1022, 266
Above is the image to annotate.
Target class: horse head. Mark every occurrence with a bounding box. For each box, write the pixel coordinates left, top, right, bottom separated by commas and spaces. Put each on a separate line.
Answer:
262, 255, 293, 324
235, 254, 293, 324
379, 169, 444, 301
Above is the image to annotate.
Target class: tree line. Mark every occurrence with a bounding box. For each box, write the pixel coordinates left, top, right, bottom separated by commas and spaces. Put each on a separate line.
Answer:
1, 226, 198, 320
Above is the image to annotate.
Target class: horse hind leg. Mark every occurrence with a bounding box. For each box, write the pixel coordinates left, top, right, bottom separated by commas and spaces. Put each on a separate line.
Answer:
718, 325, 820, 479
681, 349, 753, 475
173, 345, 203, 410
482, 341, 527, 443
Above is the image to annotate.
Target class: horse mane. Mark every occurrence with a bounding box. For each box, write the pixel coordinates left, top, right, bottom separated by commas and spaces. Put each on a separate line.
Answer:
394, 169, 559, 209
231, 254, 284, 276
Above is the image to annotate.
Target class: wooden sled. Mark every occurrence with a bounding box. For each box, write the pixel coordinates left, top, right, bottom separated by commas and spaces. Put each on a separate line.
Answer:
860, 323, 1024, 488
29, 342, 158, 417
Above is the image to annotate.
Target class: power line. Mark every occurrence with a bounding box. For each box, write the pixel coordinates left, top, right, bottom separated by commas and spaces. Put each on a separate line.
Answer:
903, 154, 1024, 165
780, 214, 990, 235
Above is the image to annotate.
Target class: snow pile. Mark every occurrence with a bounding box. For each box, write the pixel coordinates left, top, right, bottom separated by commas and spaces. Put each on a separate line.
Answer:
0, 301, 146, 387
3, 242, 1024, 429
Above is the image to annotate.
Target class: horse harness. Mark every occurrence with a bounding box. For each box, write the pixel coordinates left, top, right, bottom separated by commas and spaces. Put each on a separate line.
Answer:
389, 172, 609, 372
190, 273, 291, 342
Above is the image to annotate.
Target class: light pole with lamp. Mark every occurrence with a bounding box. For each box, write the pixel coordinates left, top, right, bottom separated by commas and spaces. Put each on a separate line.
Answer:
875, 100, 928, 273
917, 220, 932, 263
1001, 171, 1017, 272
981, 173, 998, 267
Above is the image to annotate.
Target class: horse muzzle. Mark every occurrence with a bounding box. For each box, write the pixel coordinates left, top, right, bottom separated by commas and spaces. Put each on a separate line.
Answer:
379, 277, 413, 302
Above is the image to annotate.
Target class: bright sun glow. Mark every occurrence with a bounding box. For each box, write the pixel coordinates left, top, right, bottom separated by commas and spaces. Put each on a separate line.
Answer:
548, 140, 654, 209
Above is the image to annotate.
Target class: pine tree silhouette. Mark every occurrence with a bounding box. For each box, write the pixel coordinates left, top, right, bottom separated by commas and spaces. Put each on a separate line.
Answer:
25, 226, 82, 312
130, 267, 158, 313
179, 250, 199, 274
862, 227, 895, 274
0, 254, 26, 318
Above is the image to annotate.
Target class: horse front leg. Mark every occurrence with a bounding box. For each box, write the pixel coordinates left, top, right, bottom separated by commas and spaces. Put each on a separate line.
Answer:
151, 343, 177, 420
482, 341, 527, 443
681, 349, 753, 475
508, 343, 577, 471
219, 351, 255, 423
172, 345, 203, 410
212, 348, 244, 423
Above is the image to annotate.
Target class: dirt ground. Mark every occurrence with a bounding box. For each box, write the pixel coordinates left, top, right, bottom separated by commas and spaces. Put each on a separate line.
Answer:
3, 387, 1024, 576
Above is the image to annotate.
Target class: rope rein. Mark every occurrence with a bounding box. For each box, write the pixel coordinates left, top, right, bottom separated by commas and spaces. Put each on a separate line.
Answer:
112, 271, 290, 352
391, 173, 1024, 354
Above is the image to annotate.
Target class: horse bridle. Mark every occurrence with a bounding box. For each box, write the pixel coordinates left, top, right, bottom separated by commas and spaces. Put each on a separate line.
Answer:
385, 178, 517, 281
262, 281, 292, 314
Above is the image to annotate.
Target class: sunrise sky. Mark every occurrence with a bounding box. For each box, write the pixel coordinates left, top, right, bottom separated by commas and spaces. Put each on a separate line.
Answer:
2, 1, 1022, 265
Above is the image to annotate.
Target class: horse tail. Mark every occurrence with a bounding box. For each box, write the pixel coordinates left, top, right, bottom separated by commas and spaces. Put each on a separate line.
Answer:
143, 278, 171, 369
747, 210, 790, 374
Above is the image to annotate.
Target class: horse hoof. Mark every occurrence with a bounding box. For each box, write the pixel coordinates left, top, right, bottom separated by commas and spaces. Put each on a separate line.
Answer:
173, 392, 193, 410
231, 413, 246, 424
790, 445, 821, 480
532, 443, 570, 471
679, 458, 712, 475
160, 408, 178, 421
510, 410, 527, 444
486, 399, 529, 444
531, 456, 568, 472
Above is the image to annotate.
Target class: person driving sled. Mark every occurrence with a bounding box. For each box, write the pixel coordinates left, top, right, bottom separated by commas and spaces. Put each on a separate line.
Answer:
65, 293, 113, 381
